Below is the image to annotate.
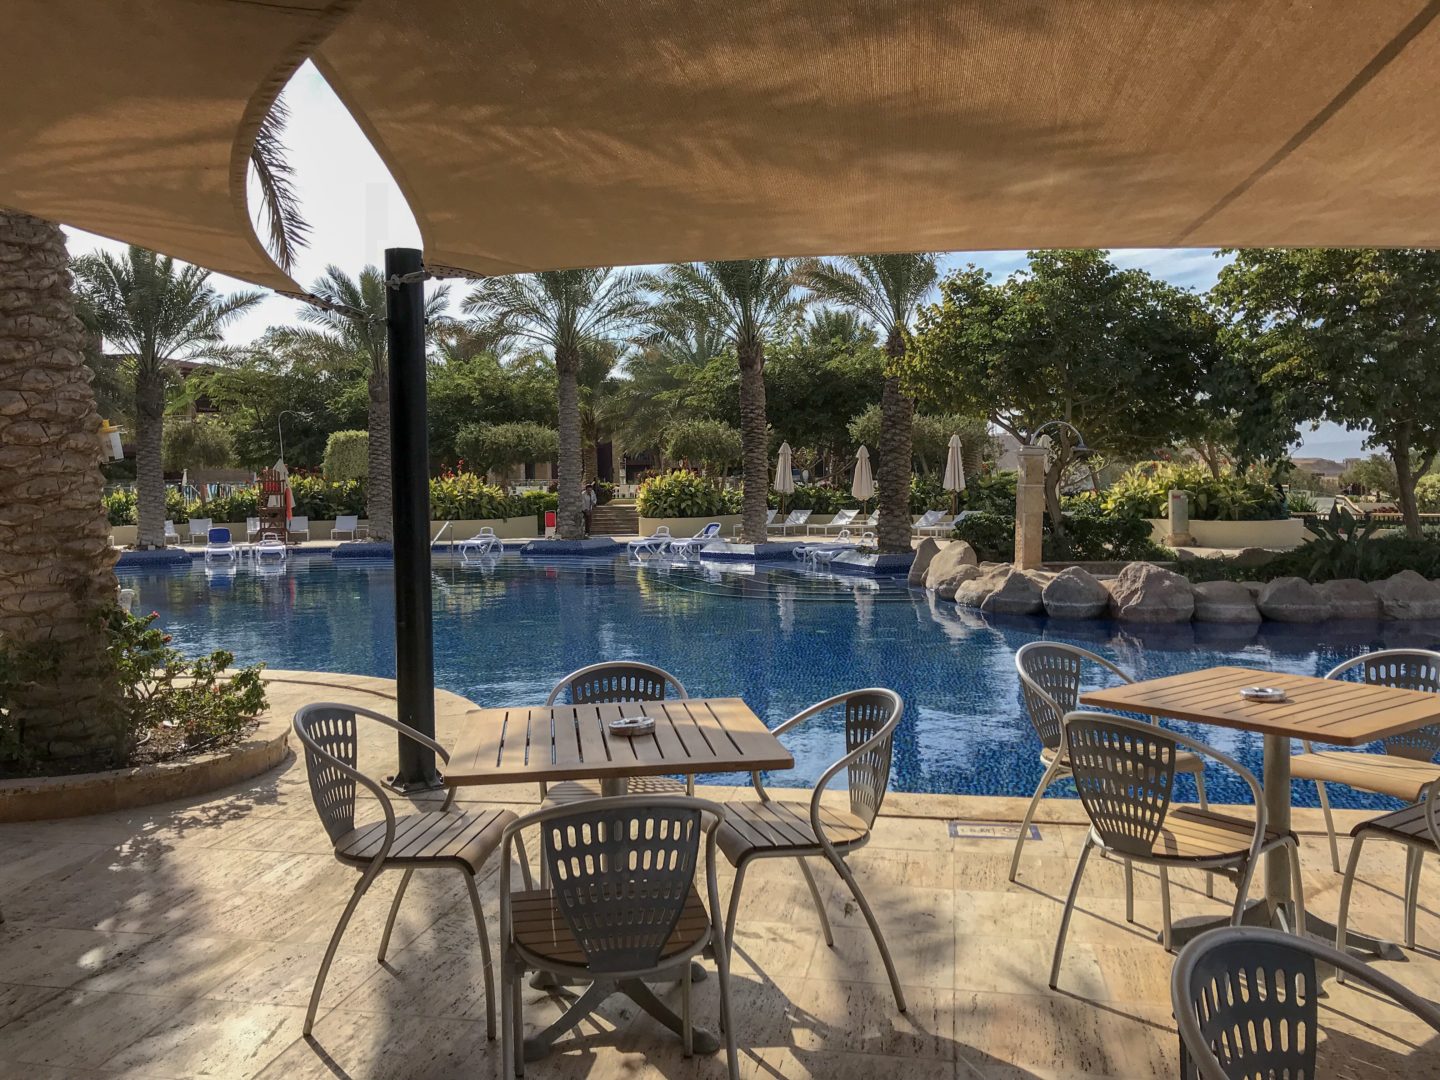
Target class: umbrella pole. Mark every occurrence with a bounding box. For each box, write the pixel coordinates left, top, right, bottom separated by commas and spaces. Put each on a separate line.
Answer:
385, 247, 440, 790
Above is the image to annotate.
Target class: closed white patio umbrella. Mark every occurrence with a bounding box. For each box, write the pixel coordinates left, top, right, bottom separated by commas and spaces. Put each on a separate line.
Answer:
774, 441, 795, 513
943, 434, 966, 516
851, 445, 875, 511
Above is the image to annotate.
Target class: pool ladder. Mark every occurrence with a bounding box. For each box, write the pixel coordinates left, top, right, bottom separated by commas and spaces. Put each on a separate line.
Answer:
430, 521, 453, 548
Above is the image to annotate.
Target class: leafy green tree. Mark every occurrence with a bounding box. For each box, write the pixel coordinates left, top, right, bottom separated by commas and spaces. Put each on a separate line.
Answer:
322, 430, 369, 481
455, 421, 559, 483
763, 333, 884, 473
73, 247, 262, 548
906, 250, 1214, 538
427, 349, 556, 466
799, 255, 938, 553
665, 419, 743, 478
1211, 248, 1440, 537
464, 269, 644, 539
649, 260, 807, 541
163, 416, 234, 474
282, 265, 450, 542
847, 406, 988, 476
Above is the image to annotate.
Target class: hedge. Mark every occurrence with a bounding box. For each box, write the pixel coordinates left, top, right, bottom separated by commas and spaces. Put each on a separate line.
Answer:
1104, 461, 1285, 521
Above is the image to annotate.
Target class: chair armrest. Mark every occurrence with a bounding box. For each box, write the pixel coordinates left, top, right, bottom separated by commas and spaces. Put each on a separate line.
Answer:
808, 695, 904, 845
293, 715, 399, 868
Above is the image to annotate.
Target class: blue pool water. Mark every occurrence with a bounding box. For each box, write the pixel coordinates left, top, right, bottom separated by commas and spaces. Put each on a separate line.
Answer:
119, 555, 1440, 809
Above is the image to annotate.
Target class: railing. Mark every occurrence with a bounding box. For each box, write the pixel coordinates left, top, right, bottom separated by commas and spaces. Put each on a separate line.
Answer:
430, 521, 453, 547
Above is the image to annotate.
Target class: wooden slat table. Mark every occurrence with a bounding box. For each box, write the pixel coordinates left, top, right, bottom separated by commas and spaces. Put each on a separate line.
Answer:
446, 696, 793, 1057
1083, 665, 1440, 955
446, 697, 794, 792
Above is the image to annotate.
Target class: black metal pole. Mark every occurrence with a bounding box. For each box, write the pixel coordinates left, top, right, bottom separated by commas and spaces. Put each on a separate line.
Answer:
384, 247, 438, 788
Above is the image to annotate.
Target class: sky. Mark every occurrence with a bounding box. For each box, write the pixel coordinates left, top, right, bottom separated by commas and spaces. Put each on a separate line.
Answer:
63, 63, 1365, 461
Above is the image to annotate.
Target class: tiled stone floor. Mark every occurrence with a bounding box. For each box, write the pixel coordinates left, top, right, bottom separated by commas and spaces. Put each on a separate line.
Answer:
1, 674, 1438, 1078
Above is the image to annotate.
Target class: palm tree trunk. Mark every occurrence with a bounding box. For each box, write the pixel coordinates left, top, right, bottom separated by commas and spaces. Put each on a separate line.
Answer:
738, 342, 769, 543
581, 414, 599, 484
0, 210, 123, 764
876, 337, 914, 554
134, 367, 166, 550
556, 354, 584, 539
366, 369, 392, 541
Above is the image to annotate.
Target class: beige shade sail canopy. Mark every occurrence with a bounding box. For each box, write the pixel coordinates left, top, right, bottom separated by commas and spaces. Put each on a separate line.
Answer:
313, 0, 1440, 278
0, 0, 355, 293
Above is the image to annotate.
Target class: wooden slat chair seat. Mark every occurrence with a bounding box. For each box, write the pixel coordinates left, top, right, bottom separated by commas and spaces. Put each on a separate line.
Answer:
508, 887, 711, 967
717, 800, 869, 862
498, 797, 737, 1079
1050, 712, 1307, 990
292, 702, 526, 1040
1296, 649, 1440, 875
335, 808, 511, 873
717, 688, 909, 1014
1337, 788, 1440, 955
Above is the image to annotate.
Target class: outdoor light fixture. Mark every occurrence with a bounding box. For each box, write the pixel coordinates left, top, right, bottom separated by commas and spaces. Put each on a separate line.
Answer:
1028, 420, 1092, 459
98, 419, 124, 462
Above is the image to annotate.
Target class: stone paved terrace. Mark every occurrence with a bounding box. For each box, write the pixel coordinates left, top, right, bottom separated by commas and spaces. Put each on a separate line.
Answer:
1, 672, 1438, 1078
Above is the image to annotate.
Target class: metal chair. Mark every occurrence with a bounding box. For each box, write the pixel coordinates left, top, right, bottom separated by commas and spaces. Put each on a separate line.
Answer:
292, 702, 525, 1038
539, 661, 693, 806
717, 688, 908, 1012
1050, 712, 1306, 990
1173, 926, 1440, 1080
1337, 783, 1440, 956
1292, 650, 1440, 886
498, 795, 737, 1079
1011, 643, 1212, 908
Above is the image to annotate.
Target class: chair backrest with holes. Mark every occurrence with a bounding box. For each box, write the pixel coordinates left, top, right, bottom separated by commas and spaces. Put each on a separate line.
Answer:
1177, 932, 1318, 1080
546, 662, 688, 707
843, 690, 900, 828
1016, 643, 1086, 751
1065, 713, 1176, 858
294, 704, 362, 846
542, 801, 702, 973
1330, 649, 1440, 761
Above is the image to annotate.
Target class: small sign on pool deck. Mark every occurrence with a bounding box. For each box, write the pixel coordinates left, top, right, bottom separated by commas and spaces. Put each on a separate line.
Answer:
948, 821, 1041, 840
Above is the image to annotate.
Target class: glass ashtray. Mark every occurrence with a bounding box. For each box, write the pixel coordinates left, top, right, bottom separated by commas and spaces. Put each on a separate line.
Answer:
1239, 686, 1288, 703
608, 716, 656, 736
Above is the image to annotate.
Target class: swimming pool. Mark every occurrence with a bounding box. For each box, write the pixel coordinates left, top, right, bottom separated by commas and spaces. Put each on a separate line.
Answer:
119, 554, 1440, 809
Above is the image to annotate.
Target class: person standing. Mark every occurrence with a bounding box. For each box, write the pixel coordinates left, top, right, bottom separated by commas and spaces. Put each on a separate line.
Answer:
581, 481, 597, 536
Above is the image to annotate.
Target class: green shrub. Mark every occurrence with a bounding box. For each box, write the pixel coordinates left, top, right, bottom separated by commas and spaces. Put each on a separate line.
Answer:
637, 470, 738, 517
1285, 490, 1319, 514
775, 483, 858, 514
953, 512, 1016, 561
429, 473, 523, 520
203, 489, 258, 523
289, 476, 366, 519
910, 474, 950, 513
1105, 461, 1285, 521
952, 503, 1169, 563
322, 430, 369, 480
957, 470, 1018, 515
1417, 474, 1440, 513
104, 489, 137, 526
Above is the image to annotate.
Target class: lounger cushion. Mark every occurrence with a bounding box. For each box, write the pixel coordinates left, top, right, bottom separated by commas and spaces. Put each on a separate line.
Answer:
334, 809, 514, 873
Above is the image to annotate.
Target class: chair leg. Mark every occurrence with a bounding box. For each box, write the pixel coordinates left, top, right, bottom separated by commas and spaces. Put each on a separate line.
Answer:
514, 833, 535, 892
512, 962, 526, 1078
1315, 780, 1342, 874
1196, 772, 1214, 900
501, 959, 517, 1079
1289, 841, 1308, 936
1405, 847, 1422, 949
1049, 836, 1093, 991
714, 928, 740, 1080
305, 872, 375, 1036
1336, 832, 1369, 961
825, 849, 907, 1013
723, 861, 749, 970
1009, 757, 1063, 883
1124, 858, 1135, 924
378, 867, 414, 962
797, 857, 834, 947
681, 958, 693, 1057
463, 870, 497, 1041
1158, 865, 1173, 951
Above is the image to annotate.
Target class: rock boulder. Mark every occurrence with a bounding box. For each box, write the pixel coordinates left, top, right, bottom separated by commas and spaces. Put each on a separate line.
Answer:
1372, 570, 1440, 619
908, 538, 941, 587
1257, 577, 1328, 622
1192, 580, 1261, 623
1042, 567, 1111, 619
1108, 563, 1195, 623
953, 564, 1013, 609
1315, 578, 1381, 620
980, 569, 1045, 616
924, 541, 980, 599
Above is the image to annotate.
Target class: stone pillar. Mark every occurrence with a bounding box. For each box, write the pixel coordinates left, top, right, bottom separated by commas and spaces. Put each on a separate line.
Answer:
1167, 489, 1194, 547
1014, 446, 1047, 570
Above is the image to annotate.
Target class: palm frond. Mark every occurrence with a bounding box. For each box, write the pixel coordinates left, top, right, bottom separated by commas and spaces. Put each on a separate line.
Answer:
250, 93, 310, 274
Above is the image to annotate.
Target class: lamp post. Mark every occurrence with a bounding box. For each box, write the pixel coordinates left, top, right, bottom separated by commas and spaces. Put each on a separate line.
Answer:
1014, 420, 1092, 570
276, 410, 303, 463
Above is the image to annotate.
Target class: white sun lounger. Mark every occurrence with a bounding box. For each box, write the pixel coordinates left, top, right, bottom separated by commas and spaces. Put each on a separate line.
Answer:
808, 508, 858, 535
912, 510, 944, 531
203, 527, 237, 563
627, 526, 672, 558
254, 535, 288, 563
668, 521, 722, 558
768, 509, 812, 535
459, 527, 503, 559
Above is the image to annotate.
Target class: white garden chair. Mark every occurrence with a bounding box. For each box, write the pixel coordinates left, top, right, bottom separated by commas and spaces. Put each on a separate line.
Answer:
187, 517, 212, 543
287, 515, 311, 541
331, 514, 367, 541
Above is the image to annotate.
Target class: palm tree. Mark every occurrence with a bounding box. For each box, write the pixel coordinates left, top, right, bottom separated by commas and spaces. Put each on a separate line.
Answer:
649, 260, 806, 542
463, 270, 644, 539
799, 255, 938, 553
284, 265, 449, 543
578, 338, 626, 483
73, 248, 262, 549
0, 210, 126, 762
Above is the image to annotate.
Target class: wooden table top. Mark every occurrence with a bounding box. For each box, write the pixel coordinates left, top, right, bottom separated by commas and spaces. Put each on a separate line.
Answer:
445, 697, 794, 786
1080, 666, 1440, 747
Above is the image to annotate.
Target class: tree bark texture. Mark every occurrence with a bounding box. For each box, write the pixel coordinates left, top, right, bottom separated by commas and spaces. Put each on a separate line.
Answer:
0, 209, 123, 762
366, 368, 392, 541
875, 353, 915, 554
1390, 434, 1424, 539
738, 342, 769, 543
133, 367, 166, 550
556, 353, 584, 539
